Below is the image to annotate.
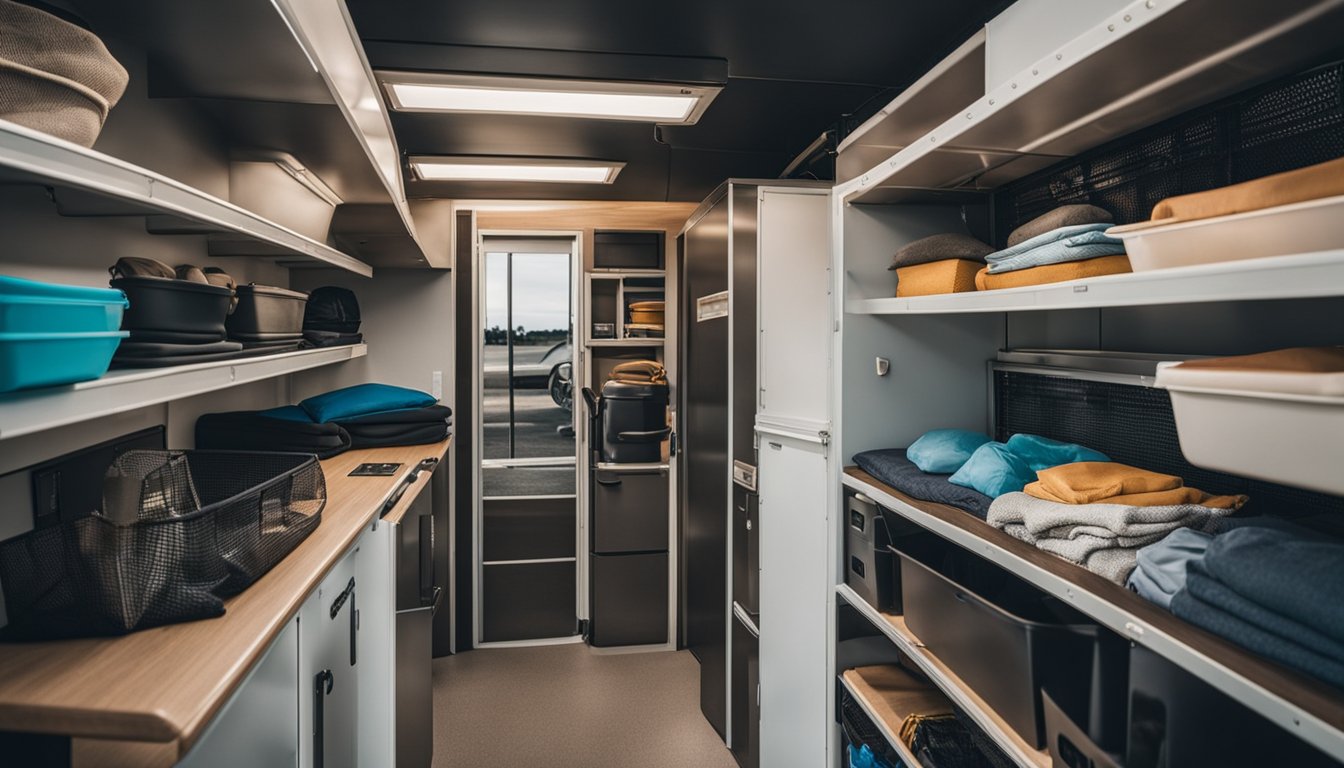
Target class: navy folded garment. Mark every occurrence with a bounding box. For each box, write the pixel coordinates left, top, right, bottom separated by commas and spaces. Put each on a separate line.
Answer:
1201, 526, 1344, 645
335, 404, 452, 449
1186, 564, 1344, 661
195, 411, 351, 458
1171, 587, 1344, 689
852, 449, 993, 519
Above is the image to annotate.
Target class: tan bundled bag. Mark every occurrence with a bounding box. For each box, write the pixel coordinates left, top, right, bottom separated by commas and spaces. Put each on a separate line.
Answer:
609, 359, 667, 386
0, 0, 129, 147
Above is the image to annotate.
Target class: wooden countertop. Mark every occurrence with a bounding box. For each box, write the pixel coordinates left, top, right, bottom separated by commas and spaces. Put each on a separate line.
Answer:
0, 439, 451, 758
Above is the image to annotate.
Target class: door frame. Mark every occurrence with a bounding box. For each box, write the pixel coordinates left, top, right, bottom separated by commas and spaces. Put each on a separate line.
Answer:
473, 229, 585, 648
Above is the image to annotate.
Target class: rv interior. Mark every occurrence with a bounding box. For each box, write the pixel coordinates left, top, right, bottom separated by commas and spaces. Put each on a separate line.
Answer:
1, 0, 1344, 766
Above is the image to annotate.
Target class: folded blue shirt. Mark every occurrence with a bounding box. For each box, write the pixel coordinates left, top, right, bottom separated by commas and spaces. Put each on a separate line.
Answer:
1127, 528, 1212, 609
985, 223, 1126, 274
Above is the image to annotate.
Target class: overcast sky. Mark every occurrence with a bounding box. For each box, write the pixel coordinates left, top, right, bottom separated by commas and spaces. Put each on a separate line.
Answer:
484, 250, 572, 333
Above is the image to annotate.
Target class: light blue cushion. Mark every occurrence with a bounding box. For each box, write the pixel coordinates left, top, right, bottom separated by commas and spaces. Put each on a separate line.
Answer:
949, 442, 1037, 498
1005, 433, 1109, 472
258, 405, 313, 423
906, 429, 992, 474
300, 383, 437, 424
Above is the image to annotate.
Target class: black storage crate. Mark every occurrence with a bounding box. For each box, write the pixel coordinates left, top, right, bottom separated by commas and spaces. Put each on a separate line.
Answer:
1128, 644, 1340, 768
893, 537, 1126, 749
111, 276, 233, 340
0, 451, 324, 640
226, 284, 309, 340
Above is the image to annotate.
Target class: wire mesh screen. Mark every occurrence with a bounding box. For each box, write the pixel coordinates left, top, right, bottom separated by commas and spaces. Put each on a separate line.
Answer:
0, 450, 325, 640
994, 61, 1344, 240
993, 370, 1344, 519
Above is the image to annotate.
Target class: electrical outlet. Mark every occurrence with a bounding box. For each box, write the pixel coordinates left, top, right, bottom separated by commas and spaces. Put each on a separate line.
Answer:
431, 370, 443, 400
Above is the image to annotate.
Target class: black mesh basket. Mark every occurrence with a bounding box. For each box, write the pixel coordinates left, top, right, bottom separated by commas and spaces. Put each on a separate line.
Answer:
0, 450, 325, 640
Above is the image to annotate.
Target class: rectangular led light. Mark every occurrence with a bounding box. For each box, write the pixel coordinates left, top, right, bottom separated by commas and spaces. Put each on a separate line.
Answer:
379, 72, 720, 125
409, 156, 624, 184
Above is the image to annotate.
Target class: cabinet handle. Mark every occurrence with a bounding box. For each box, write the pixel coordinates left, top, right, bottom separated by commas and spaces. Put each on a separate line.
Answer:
329, 577, 358, 667
313, 669, 333, 768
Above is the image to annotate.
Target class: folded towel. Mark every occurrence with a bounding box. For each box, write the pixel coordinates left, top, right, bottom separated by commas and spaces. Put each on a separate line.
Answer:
1187, 564, 1344, 662
988, 493, 1234, 583
1126, 528, 1212, 608
1151, 156, 1344, 222
1201, 527, 1344, 646
889, 233, 994, 270
895, 259, 981, 297
1171, 588, 1344, 689
974, 255, 1132, 291
1007, 204, 1114, 247
1174, 346, 1344, 374
1026, 462, 1247, 509
985, 223, 1126, 274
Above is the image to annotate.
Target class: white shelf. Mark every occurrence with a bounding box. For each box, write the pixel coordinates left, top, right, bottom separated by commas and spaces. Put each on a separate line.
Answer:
846, 251, 1344, 315
0, 119, 373, 277
835, 583, 1049, 768
842, 471, 1344, 760
0, 344, 367, 441
588, 338, 666, 347
840, 0, 1344, 203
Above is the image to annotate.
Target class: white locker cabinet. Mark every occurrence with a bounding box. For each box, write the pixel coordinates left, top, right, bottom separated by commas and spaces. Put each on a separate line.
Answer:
757, 433, 830, 768
178, 618, 301, 768
300, 547, 360, 768
355, 523, 397, 768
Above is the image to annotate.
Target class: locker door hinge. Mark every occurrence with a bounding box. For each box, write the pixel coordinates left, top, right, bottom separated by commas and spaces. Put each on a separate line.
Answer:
819, 430, 831, 446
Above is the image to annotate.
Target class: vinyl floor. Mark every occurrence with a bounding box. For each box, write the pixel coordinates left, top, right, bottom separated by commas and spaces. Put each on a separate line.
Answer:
431, 642, 738, 768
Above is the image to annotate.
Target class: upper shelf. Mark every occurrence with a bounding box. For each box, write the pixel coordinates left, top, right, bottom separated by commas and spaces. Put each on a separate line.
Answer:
0, 118, 373, 276
839, 0, 1344, 204
842, 468, 1344, 761
0, 344, 367, 441
846, 251, 1344, 315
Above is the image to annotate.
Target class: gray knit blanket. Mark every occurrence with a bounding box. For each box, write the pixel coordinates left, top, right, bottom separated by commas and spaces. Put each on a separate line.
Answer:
986, 492, 1235, 584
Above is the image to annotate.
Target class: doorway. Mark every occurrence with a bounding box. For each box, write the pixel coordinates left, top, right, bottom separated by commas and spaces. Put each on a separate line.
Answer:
475, 234, 582, 645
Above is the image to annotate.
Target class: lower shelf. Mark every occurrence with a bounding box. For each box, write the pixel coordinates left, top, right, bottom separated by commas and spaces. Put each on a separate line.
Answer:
837, 583, 1050, 768
839, 667, 928, 768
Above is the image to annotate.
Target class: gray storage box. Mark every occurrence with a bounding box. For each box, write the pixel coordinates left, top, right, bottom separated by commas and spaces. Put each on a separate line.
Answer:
844, 492, 896, 613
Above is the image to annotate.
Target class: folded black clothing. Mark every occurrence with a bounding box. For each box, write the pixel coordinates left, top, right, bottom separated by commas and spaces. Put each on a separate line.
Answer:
111, 345, 279, 368
115, 339, 242, 357
889, 233, 994, 270
302, 330, 364, 348
852, 449, 993, 519
1006, 204, 1114, 247
336, 405, 452, 449
126, 328, 226, 344
195, 411, 352, 459
238, 339, 302, 352
228, 331, 304, 342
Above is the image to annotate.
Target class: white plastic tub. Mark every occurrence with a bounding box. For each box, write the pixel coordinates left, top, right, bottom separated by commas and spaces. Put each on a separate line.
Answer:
1155, 361, 1344, 495
1108, 194, 1344, 272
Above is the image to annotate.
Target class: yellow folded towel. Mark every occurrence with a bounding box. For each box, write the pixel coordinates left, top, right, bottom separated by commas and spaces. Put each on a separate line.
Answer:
1026, 462, 1247, 509
895, 259, 981, 297
974, 255, 1131, 291
1174, 346, 1344, 374
1151, 156, 1344, 222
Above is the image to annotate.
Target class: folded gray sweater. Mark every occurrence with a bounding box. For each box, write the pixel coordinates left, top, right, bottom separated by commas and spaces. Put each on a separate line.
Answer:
987, 492, 1234, 584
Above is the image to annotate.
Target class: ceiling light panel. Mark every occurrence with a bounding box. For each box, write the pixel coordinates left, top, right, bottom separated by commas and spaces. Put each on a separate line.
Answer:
409, 157, 624, 184
379, 72, 720, 125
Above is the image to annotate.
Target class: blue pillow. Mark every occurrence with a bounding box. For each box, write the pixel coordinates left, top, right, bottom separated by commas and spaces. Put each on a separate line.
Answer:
1005, 433, 1109, 471
949, 442, 1037, 498
906, 429, 992, 474
259, 405, 314, 423
300, 383, 437, 424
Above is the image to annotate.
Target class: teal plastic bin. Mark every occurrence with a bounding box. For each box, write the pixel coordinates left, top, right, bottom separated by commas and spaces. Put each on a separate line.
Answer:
0, 275, 128, 334
0, 331, 128, 392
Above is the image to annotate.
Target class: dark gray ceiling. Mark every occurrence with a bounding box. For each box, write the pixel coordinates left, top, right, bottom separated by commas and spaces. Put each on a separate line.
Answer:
346, 0, 1013, 202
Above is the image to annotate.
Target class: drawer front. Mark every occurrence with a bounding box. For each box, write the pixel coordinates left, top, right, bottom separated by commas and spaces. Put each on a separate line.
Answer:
592, 469, 668, 553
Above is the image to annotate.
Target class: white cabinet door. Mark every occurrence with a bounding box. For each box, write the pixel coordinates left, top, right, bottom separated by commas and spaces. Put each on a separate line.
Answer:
356, 523, 396, 768
757, 433, 829, 768
300, 547, 359, 768
757, 189, 830, 424
178, 617, 301, 768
